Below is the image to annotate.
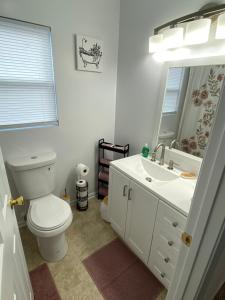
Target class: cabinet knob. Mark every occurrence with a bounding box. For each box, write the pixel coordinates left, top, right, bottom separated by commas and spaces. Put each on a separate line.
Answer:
160, 272, 166, 278
172, 221, 178, 227
164, 257, 170, 263
168, 241, 174, 246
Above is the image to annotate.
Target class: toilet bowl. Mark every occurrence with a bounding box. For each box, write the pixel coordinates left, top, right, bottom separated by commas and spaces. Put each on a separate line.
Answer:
7, 151, 73, 262
27, 194, 73, 261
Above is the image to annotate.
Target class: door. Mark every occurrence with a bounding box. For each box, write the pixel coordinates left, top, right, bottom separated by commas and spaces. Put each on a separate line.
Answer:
108, 168, 129, 238
166, 68, 225, 300
125, 180, 158, 263
0, 148, 33, 300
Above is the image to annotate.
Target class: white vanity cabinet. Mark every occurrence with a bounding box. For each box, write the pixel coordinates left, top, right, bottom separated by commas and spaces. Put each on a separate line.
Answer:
148, 200, 187, 289
108, 165, 188, 289
109, 167, 158, 264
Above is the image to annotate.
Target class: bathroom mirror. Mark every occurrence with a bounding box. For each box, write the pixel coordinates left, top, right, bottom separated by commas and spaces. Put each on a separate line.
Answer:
157, 64, 225, 158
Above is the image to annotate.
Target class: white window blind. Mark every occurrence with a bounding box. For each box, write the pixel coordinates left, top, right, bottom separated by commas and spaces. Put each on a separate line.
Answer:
163, 67, 184, 113
0, 17, 58, 130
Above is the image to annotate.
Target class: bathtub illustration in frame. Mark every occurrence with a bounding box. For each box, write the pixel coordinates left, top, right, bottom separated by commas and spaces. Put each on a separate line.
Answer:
76, 35, 103, 72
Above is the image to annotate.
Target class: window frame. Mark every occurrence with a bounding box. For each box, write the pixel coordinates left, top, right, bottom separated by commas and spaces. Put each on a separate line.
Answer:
0, 16, 59, 132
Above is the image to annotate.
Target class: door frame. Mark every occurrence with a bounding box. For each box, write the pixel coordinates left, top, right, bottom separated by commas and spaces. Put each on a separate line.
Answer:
166, 63, 225, 299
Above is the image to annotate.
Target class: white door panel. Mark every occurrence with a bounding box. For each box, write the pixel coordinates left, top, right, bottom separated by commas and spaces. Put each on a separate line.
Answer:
0, 147, 33, 300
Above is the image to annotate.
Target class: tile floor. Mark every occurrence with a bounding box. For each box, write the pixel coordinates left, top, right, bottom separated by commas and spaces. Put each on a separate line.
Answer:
20, 198, 166, 300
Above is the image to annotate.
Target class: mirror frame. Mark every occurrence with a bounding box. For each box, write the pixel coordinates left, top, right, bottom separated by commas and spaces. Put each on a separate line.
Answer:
152, 55, 225, 157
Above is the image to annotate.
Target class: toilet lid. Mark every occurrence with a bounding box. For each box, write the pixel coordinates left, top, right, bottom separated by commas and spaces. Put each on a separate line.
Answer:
29, 194, 72, 231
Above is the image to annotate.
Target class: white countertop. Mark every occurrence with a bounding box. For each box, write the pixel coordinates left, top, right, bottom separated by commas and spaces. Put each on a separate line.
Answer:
110, 154, 196, 217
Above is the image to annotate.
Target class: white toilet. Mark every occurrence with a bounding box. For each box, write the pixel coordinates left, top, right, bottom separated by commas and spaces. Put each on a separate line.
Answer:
8, 152, 73, 262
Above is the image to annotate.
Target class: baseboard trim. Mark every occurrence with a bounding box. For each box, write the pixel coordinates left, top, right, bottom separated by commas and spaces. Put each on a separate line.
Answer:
88, 191, 97, 199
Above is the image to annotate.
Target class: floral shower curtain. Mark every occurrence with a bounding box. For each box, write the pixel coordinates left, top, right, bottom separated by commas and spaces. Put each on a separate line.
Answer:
177, 65, 225, 158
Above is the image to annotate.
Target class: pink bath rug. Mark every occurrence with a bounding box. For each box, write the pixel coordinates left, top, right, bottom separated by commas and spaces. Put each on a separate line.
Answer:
30, 263, 61, 300
83, 238, 163, 300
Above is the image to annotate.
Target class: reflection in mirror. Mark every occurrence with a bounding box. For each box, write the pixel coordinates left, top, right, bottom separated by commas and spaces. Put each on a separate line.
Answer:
158, 65, 225, 158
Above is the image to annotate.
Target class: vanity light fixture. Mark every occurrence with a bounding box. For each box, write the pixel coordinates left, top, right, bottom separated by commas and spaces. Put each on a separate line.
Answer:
184, 18, 211, 45
215, 13, 225, 39
149, 34, 163, 53
162, 27, 184, 49
149, 4, 225, 57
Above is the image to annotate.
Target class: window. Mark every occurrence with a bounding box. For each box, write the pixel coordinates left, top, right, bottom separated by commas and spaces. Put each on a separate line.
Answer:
163, 67, 185, 114
0, 17, 58, 130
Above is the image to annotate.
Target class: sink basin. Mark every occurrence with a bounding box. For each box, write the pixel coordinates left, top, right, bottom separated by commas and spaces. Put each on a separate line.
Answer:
117, 155, 179, 182
141, 158, 178, 181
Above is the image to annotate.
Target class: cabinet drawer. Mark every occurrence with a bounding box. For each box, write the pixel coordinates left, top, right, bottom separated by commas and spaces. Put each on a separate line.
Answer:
157, 201, 187, 239
148, 254, 171, 289
150, 248, 175, 281
151, 229, 180, 267
148, 200, 187, 289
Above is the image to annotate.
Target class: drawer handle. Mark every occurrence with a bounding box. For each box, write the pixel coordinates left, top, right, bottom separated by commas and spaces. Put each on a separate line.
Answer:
172, 222, 178, 227
123, 185, 128, 196
168, 241, 174, 246
164, 257, 170, 263
160, 272, 166, 278
128, 188, 132, 200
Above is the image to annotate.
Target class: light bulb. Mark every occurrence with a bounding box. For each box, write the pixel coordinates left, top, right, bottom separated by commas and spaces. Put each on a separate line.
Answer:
185, 18, 211, 45
216, 13, 225, 39
149, 34, 163, 53
162, 27, 184, 49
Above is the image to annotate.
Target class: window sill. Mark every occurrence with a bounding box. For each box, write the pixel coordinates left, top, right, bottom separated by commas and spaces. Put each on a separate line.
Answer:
0, 121, 59, 132
162, 112, 178, 116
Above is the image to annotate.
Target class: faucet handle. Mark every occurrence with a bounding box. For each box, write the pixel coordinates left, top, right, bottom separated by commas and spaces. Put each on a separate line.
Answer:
168, 160, 174, 170
151, 152, 156, 162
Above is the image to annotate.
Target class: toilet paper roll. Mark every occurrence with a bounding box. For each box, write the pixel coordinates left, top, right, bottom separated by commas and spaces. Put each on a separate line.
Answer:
76, 179, 87, 187
76, 163, 89, 177
76, 179, 88, 197
79, 191, 88, 198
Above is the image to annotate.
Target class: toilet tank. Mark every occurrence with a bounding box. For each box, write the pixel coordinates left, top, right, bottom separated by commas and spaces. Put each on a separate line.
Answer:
158, 130, 175, 147
8, 152, 56, 200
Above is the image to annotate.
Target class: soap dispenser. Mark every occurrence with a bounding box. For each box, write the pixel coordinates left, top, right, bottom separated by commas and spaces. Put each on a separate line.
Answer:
142, 143, 150, 158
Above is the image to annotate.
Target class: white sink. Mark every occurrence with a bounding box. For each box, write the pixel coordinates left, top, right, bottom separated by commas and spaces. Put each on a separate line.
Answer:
117, 155, 179, 182
141, 158, 178, 181
111, 154, 196, 217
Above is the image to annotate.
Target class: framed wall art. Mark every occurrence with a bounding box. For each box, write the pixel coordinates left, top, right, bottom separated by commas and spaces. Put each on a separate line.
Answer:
76, 35, 103, 72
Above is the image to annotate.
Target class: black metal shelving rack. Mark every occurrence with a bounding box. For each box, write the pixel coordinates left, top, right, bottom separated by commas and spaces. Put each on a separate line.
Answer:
98, 138, 129, 199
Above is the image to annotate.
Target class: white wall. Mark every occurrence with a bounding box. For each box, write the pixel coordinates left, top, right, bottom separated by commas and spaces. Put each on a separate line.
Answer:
115, 0, 215, 155
0, 0, 120, 218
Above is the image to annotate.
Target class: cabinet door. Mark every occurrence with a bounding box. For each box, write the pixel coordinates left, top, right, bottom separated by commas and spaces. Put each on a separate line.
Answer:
125, 180, 158, 264
108, 168, 129, 239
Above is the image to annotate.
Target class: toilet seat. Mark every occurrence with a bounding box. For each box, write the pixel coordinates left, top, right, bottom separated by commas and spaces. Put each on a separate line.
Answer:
27, 194, 73, 238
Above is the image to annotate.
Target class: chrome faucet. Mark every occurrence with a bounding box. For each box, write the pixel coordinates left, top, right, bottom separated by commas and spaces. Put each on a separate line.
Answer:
169, 139, 179, 150
154, 143, 166, 165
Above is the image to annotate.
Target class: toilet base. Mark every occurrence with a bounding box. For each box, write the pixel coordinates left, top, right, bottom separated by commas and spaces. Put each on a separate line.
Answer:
37, 233, 68, 262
